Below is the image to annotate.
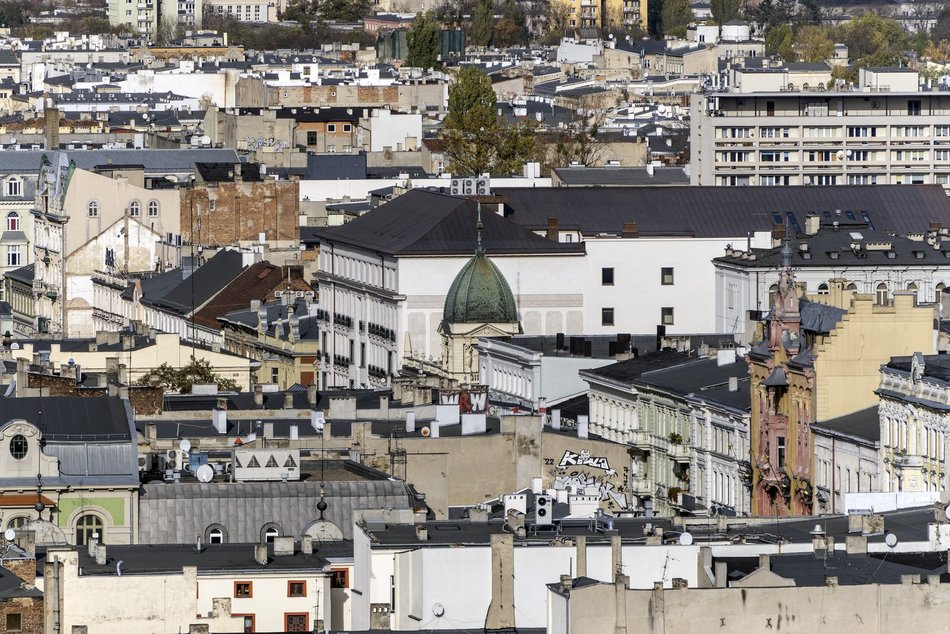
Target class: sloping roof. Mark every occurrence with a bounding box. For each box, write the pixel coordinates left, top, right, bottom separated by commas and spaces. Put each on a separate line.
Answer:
812, 406, 879, 443
633, 356, 751, 412
0, 395, 131, 439
0, 149, 241, 174
494, 186, 950, 237
800, 300, 847, 334
191, 262, 305, 329
144, 250, 245, 315
137, 478, 412, 542
581, 350, 692, 386
305, 189, 585, 257
553, 166, 689, 187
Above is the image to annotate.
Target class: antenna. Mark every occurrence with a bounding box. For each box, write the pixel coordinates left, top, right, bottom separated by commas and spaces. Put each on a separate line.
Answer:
475, 202, 484, 255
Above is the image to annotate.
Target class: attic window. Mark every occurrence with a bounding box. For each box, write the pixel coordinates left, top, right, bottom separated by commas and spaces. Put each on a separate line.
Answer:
828, 252, 839, 259
886, 251, 897, 259
914, 251, 925, 259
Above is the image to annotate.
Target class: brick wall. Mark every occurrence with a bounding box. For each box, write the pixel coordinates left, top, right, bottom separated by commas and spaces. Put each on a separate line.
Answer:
0, 596, 43, 634
2, 559, 35, 585
181, 180, 300, 246
128, 386, 164, 416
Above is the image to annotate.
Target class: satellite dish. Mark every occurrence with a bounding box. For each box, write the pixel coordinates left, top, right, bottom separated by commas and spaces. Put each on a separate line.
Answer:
421, 426, 431, 437
945, 505, 950, 521
10, 343, 19, 350
432, 603, 445, 617
196, 464, 214, 483
179, 439, 191, 452
836, 150, 845, 160
4, 529, 15, 541
678, 532, 693, 546
884, 532, 898, 548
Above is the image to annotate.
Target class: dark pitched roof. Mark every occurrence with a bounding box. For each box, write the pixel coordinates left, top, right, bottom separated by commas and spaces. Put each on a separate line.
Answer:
191, 262, 301, 329
633, 356, 751, 412
800, 299, 847, 334
0, 395, 131, 440
553, 166, 689, 187
812, 406, 879, 443
304, 190, 585, 257
144, 250, 245, 315
581, 350, 692, 385
494, 186, 950, 237
4, 263, 34, 285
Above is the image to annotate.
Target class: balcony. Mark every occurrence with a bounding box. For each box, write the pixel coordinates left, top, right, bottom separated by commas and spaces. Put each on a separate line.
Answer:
891, 452, 923, 469
629, 430, 653, 449
668, 443, 691, 463
630, 477, 653, 496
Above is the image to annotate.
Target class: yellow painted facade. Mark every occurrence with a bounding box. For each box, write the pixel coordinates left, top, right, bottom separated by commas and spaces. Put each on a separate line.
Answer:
563, 0, 647, 32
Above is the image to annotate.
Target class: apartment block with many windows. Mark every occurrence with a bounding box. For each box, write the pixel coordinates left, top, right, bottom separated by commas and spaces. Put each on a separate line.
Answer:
690, 68, 950, 188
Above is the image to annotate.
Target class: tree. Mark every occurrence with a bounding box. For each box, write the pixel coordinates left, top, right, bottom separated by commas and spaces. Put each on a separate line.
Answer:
793, 24, 833, 63
932, 6, 950, 45
440, 66, 538, 175
765, 22, 793, 60
541, 0, 571, 44
136, 358, 240, 394
830, 13, 907, 69
553, 107, 606, 167
319, 0, 370, 21
710, 0, 740, 26
493, 17, 519, 46
660, 0, 692, 38
407, 11, 440, 69
471, 0, 493, 47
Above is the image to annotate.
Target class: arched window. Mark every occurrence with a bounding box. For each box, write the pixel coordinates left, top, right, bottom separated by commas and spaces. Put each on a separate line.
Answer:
845, 282, 857, 291
74, 514, 104, 546
88, 201, 99, 218
260, 523, 281, 544
936, 283, 946, 302
6, 516, 28, 530
4, 178, 21, 198
907, 282, 918, 304
128, 201, 140, 217
6, 212, 19, 231
148, 200, 159, 217
817, 283, 829, 295
206, 525, 226, 544
768, 284, 778, 308
876, 283, 889, 306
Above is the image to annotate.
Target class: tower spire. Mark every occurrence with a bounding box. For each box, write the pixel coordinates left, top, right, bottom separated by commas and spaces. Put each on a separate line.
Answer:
476, 201, 484, 255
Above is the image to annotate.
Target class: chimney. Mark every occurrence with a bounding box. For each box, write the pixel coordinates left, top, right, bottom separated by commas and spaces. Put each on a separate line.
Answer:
254, 384, 263, 408
301, 535, 313, 555
575, 535, 587, 577
254, 544, 269, 566
95, 543, 107, 566
546, 217, 559, 241
728, 377, 738, 392
257, 304, 267, 335
212, 408, 227, 434
622, 222, 639, 238
273, 536, 294, 556
88, 535, 98, 558
415, 525, 428, 542
216, 396, 228, 411
284, 393, 294, 409
714, 561, 727, 587
560, 574, 572, 591
289, 313, 300, 343
758, 554, 770, 571
307, 384, 318, 407
805, 214, 820, 235
577, 415, 589, 439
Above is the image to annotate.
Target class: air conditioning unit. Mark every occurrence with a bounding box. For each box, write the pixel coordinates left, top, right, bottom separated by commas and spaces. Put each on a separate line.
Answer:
160, 449, 185, 472
535, 494, 554, 526
137, 454, 150, 472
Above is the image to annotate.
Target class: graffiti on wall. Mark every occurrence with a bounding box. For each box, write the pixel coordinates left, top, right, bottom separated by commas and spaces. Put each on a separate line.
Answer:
244, 136, 289, 151
548, 449, 630, 510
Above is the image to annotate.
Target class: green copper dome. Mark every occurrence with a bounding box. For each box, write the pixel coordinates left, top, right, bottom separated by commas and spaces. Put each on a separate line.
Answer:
443, 252, 519, 324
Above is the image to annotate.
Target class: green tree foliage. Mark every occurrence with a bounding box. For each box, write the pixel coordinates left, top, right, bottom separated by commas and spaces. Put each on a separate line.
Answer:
553, 108, 606, 167
319, 0, 371, 21
542, 0, 571, 44
440, 66, 540, 175
830, 13, 907, 69
407, 11, 441, 68
793, 24, 833, 63
136, 358, 240, 394
499, 0, 528, 45
765, 22, 793, 59
0, 1, 27, 27
710, 0, 740, 26
752, 0, 795, 31
660, 0, 692, 38
471, 0, 494, 46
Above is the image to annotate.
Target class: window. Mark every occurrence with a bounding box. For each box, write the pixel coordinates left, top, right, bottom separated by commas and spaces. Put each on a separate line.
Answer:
661, 307, 674, 325
601, 307, 614, 326
88, 201, 99, 217
330, 568, 349, 588
285, 614, 308, 632
128, 200, 140, 216
907, 282, 918, 303
263, 526, 279, 543
936, 283, 945, 302
271, 367, 279, 383
360, 342, 366, 368
4, 179, 20, 197
601, 267, 614, 285
7, 245, 20, 267
9, 434, 27, 459
6, 516, 28, 530
234, 581, 253, 598
327, 124, 336, 133
908, 99, 922, 116
343, 124, 352, 132
6, 614, 21, 632
776, 436, 786, 467
760, 151, 790, 162
306, 131, 317, 145
876, 283, 888, 306
75, 514, 104, 546
817, 283, 829, 295
235, 615, 255, 633
288, 580, 306, 597
760, 175, 790, 186
207, 527, 225, 543
937, 125, 950, 137
760, 127, 789, 138
6, 212, 19, 231
661, 267, 674, 285
148, 200, 159, 217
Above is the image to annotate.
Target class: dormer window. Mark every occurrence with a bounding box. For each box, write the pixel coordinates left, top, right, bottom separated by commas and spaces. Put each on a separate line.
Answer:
9, 434, 27, 460
4, 178, 21, 198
